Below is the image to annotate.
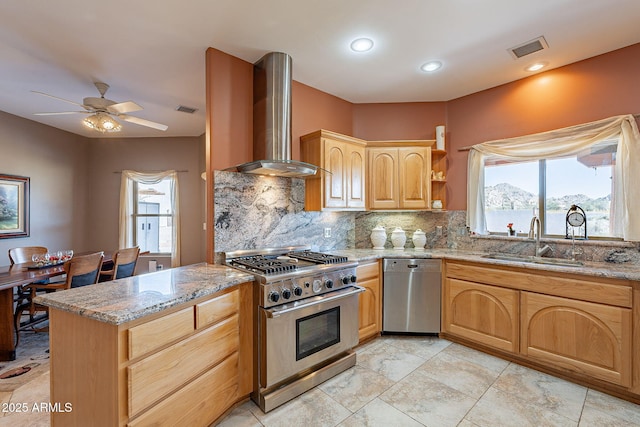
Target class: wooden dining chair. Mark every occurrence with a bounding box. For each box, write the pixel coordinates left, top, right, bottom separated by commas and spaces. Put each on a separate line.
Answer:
8, 246, 49, 306
8, 246, 48, 265
13, 251, 104, 347
99, 246, 140, 282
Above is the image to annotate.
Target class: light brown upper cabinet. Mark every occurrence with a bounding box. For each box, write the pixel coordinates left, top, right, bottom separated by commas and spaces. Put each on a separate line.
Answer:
301, 130, 367, 211
367, 141, 432, 210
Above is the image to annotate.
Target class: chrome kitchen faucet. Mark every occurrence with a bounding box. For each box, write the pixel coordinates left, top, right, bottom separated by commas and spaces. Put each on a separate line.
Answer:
528, 216, 553, 257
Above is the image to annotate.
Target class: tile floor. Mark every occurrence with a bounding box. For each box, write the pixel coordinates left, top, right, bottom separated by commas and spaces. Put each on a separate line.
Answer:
219, 336, 640, 427
0, 331, 51, 427
1, 333, 639, 426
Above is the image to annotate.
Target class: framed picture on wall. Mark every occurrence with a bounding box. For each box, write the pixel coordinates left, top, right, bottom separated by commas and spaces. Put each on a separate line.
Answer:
0, 174, 30, 239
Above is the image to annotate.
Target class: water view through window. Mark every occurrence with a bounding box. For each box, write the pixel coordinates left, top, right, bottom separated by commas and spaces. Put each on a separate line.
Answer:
484, 151, 614, 238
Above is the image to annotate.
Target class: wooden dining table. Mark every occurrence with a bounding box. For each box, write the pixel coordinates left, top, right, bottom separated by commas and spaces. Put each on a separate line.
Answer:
0, 252, 113, 361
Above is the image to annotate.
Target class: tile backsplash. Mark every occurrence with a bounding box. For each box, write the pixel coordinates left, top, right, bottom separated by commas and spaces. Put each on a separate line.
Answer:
214, 170, 639, 264
214, 171, 354, 256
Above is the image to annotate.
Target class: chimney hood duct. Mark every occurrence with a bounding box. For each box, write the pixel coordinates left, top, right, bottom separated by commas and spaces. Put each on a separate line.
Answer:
233, 52, 319, 178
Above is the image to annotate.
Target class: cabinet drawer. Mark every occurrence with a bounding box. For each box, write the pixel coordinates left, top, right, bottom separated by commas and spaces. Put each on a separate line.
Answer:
128, 353, 239, 427
196, 289, 239, 329
128, 313, 240, 417
357, 261, 379, 281
128, 307, 194, 360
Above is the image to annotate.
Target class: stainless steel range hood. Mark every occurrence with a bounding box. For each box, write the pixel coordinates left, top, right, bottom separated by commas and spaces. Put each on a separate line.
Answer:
232, 52, 319, 178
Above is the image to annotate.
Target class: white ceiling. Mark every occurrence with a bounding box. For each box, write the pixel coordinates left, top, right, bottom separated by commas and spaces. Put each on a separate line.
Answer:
1, 0, 639, 139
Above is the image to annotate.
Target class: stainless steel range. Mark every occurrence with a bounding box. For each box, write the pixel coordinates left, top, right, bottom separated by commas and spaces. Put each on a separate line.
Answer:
226, 246, 363, 413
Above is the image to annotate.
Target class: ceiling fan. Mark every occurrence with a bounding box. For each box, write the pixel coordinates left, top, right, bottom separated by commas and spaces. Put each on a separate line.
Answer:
32, 82, 168, 133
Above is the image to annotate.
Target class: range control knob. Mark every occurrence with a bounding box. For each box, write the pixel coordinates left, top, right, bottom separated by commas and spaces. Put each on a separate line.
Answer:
350, 275, 357, 283
268, 291, 280, 303
293, 286, 303, 296
342, 276, 350, 285
282, 288, 292, 300
325, 279, 334, 289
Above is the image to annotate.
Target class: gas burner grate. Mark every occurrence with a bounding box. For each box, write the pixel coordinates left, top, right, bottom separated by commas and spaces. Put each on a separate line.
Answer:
231, 256, 298, 275
287, 250, 348, 264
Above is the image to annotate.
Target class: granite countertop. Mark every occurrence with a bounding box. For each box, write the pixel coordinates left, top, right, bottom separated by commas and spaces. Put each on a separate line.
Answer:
330, 248, 640, 282
35, 248, 640, 326
35, 263, 254, 325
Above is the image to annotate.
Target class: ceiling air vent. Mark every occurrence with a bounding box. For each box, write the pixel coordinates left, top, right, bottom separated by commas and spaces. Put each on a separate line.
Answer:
175, 105, 198, 114
508, 36, 548, 59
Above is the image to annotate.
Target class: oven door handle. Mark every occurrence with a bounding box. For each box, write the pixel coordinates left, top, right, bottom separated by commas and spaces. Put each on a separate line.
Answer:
265, 286, 365, 318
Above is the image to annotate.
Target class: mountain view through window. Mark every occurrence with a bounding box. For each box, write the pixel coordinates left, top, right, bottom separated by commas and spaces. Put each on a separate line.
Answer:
484, 148, 614, 238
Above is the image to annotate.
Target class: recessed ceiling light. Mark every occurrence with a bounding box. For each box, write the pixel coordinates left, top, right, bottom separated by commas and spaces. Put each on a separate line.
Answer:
350, 38, 374, 52
526, 62, 547, 72
420, 61, 442, 72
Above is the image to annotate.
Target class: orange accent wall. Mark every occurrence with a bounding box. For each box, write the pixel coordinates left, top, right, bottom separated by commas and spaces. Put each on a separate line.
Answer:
445, 43, 640, 210
205, 48, 253, 172
352, 102, 446, 141
292, 81, 353, 160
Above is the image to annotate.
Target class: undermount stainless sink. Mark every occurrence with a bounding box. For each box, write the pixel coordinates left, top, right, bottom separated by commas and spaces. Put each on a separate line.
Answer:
482, 253, 584, 267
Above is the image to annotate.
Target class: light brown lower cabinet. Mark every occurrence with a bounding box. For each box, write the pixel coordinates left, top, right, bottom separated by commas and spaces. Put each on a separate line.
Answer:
128, 353, 239, 426
48, 282, 254, 426
444, 278, 519, 353
521, 291, 631, 388
443, 260, 637, 400
357, 261, 381, 343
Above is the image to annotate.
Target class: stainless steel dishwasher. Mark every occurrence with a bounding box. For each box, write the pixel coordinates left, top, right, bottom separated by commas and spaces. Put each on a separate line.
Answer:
383, 258, 441, 334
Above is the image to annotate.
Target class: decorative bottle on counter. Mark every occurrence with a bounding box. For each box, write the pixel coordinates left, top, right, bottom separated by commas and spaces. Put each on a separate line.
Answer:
412, 229, 427, 250
391, 227, 407, 250
370, 225, 387, 250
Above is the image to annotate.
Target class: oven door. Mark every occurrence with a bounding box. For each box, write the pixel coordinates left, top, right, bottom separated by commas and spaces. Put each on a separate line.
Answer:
259, 285, 364, 388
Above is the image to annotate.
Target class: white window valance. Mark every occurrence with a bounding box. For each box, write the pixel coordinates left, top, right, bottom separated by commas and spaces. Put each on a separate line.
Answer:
119, 170, 181, 267
467, 114, 640, 240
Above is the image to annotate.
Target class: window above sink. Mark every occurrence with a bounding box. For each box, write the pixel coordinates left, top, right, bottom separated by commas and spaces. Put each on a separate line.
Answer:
484, 138, 616, 239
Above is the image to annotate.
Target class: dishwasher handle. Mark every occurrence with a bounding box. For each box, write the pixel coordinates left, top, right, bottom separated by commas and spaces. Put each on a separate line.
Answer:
383, 258, 441, 273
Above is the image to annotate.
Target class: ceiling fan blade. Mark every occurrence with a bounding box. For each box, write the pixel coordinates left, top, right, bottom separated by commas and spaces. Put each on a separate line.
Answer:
31, 90, 88, 109
107, 101, 143, 114
34, 111, 90, 115
120, 115, 168, 131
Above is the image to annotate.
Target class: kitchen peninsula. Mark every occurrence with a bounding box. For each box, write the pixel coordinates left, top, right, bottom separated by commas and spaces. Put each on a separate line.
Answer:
35, 263, 254, 426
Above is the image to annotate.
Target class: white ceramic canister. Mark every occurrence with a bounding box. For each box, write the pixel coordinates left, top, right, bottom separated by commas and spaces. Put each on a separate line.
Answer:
391, 227, 407, 250
412, 229, 427, 250
370, 225, 387, 250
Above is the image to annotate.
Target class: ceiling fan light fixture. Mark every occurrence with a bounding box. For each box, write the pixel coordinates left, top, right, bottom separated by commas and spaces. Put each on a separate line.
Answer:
83, 113, 122, 133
